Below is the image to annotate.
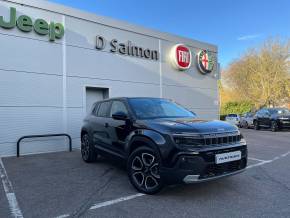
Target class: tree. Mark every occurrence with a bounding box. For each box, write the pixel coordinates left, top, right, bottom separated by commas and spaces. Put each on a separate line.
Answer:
221, 101, 254, 116
222, 38, 290, 109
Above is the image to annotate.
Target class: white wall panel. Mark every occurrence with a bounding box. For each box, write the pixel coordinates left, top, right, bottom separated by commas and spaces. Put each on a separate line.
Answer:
0, 34, 62, 75
66, 46, 160, 84
0, 107, 63, 143
162, 85, 218, 120
0, 70, 62, 107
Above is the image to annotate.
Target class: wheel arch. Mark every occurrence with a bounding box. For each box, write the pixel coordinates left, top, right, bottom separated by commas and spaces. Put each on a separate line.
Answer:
81, 128, 89, 138
125, 130, 166, 157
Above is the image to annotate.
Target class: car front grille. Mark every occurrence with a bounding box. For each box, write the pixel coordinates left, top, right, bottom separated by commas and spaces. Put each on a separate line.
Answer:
200, 158, 247, 179
173, 132, 241, 147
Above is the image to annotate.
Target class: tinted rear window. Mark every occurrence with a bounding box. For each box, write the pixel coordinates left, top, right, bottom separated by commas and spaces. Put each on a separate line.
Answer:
97, 101, 111, 117
227, 114, 238, 117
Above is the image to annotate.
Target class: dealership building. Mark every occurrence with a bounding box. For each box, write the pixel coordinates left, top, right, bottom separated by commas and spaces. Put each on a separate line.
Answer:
0, 0, 219, 156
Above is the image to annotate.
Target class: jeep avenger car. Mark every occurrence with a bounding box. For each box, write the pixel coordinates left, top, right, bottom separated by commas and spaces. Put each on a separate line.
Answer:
81, 97, 247, 194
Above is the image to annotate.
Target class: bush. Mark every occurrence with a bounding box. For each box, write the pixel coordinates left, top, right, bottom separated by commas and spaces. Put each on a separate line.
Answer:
221, 101, 253, 117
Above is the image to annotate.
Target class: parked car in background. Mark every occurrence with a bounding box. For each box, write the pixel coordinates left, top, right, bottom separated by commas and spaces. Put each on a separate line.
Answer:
240, 112, 254, 128
225, 114, 241, 127
253, 108, 290, 131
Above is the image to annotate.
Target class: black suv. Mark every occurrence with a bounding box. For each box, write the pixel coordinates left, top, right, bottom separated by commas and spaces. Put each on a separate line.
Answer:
253, 108, 290, 131
81, 97, 247, 194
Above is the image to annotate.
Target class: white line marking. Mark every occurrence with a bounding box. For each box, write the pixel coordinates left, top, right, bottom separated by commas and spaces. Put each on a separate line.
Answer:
54, 214, 70, 218
0, 158, 23, 218
54, 150, 290, 217
248, 157, 267, 162
53, 193, 145, 218
247, 150, 290, 169
90, 193, 145, 210
281, 151, 290, 157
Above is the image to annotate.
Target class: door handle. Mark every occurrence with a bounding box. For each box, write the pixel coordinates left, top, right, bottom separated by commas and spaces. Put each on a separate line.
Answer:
104, 123, 109, 128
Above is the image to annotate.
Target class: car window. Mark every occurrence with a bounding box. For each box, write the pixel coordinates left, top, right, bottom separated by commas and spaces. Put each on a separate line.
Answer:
110, 101, 128, 117
92, 103, 99, 115
97, 101, 111, 117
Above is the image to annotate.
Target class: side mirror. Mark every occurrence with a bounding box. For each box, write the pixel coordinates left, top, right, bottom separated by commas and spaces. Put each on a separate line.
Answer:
112, 111, 128, 120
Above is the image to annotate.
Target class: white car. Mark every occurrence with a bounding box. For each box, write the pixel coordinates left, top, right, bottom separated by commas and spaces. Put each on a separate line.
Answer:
225, 114, 241, 127
240, 112, 254, 128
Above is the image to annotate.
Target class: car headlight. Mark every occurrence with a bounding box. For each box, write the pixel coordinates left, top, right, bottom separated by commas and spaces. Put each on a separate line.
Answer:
173, 136, 204, 146
240, 134, 246, 144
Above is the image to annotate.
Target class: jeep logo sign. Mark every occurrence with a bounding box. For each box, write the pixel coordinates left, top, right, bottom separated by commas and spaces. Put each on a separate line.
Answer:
0, 7, 64, 41
170, 44, 191, 70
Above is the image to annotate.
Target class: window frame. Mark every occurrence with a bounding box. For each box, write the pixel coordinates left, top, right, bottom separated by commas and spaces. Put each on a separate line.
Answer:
92, 102, 100, 116
96, 100, 112, 118
110, 100, 129, 118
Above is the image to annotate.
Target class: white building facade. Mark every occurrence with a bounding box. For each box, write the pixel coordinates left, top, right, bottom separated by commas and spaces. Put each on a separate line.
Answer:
0, 0, 219, 156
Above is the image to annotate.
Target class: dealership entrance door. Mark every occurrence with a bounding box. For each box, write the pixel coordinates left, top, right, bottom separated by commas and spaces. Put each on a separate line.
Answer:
85, 87, 109, 113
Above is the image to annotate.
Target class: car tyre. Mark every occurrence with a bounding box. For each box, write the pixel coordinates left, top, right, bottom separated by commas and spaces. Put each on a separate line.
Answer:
81, 133, 98, 162
254, 120, 260, 130
244, 121, 249, 129
127, 146, 164, 194
271, 121, 278, 132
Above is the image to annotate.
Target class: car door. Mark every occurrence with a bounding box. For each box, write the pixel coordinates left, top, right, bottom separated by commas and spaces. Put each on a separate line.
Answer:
258, 109, 266, 126
90, 100, 112, 148
255, 110, 263, 124
263, 109, 271, 126
107, 100, 131, 156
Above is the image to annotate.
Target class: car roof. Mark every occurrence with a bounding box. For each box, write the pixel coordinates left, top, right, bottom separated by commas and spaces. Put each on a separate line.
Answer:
94, 97, 170, 105
98, 97, 168, 102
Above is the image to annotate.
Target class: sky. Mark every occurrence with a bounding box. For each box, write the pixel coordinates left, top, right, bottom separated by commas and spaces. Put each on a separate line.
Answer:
48, 0, 290, 68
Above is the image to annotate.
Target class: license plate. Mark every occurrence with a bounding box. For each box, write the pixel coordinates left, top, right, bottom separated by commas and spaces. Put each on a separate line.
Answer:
215, 151, 241, 164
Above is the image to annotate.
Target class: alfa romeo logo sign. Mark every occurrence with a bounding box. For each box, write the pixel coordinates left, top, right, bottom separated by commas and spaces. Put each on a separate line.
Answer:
197, 50, 215, 74
170, 44, 192, 70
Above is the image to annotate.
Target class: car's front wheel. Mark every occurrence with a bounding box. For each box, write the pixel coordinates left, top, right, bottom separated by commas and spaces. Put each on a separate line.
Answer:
81, 133, 98, 162
254, 120, 260, 130
127, 146, 164, 194
271, 121, 278, 132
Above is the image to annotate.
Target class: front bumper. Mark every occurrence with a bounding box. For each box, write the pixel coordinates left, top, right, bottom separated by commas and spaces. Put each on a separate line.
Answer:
279, 120, 290, 128
160, 145, 247, 184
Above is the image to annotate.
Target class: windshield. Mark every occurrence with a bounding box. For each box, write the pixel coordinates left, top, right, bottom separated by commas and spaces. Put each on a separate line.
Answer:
128, 98, 196, 119
227, 114, 238, 117
269, 108, 290, 115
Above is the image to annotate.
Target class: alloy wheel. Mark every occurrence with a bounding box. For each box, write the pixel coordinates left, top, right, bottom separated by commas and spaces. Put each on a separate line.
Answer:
81, 134, 90, 161
131, 152, 161, 191
271, 121, 278, 132
254, 121, 259, 130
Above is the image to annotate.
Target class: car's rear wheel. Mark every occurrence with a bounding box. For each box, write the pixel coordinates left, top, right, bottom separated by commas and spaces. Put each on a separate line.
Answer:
254, 120, 260, 130
244, 121, 249, 129
271, 121, 278, 132
81, 133, 98, 162
127, 146, 164, 194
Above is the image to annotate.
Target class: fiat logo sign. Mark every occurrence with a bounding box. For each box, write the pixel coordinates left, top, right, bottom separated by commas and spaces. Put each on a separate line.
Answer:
170, 44, 192, 70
